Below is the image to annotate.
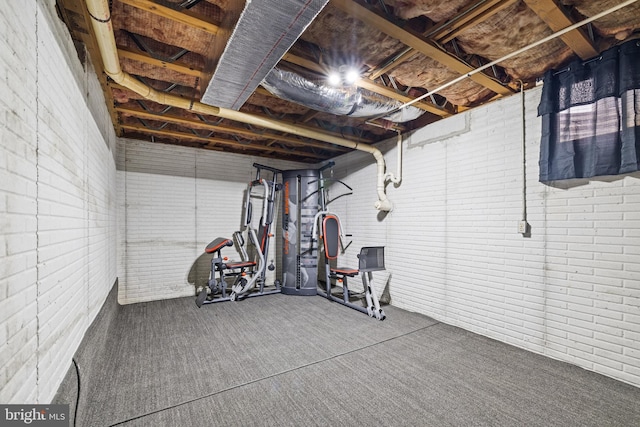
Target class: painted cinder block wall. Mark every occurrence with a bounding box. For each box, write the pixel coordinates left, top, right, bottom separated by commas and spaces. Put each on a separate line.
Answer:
0, 1, 117, 403
331, 86, 640, 388
116, 139, 308, 304
115, 85, 640, 389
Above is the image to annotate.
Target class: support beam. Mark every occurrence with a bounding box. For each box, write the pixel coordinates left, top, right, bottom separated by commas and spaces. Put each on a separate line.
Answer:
120, 123, 329, 159
118, 48, 201, 77
118, 0, 219, 35
368, 0, 517, 81
368, 48, 415, 81
523, 0, 598, 59
115, 48, 420, 130
111, 81, 374, 143
428, 0, 517, 43
356, 79, 453, 117
116, 106, 349, 152
297, 110, 321, 123
331, 0, 513, 96
282, 53, 453, 116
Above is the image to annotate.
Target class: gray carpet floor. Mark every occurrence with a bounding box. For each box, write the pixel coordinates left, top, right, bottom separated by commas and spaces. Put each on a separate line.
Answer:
55, 287, 640, 426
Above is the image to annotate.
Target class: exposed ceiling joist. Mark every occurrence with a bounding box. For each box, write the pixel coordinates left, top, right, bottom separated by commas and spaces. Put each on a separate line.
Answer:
523, 0, 598, 59
429, 0, 518, 43
331, 0, 513, 96
55, 0, 640, 163
121, 123, 330, 159
116, 106, 350, 152
118, 47, 202, 77
367, 0, 518, 81
118, 0, 220, 34
112, 80, 377, 146
297, 110, 321, 123
355, 79, 453, 117
368, 48, 415, 81
120, 43, 452, 119
282, 52, 453, 117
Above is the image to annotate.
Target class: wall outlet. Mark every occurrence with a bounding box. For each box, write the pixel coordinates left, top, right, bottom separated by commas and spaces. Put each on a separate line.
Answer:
518, 220, 529, 234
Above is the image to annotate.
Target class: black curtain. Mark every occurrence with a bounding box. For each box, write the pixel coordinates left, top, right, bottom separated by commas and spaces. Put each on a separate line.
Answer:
538, 39, 640, 182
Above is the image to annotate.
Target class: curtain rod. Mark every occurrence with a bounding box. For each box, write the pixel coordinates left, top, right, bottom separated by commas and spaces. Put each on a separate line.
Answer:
553, 37, 640, 76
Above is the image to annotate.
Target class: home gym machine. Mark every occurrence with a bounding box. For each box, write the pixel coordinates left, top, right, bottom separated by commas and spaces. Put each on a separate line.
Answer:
280, 165, 328, 296
196, 163, 282, 307
317, 216, 386, 320
282, 162, 387, 320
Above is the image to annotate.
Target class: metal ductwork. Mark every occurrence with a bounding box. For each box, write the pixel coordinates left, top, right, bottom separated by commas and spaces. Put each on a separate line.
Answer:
262, 68, 425, 122
84, 0, 398, 211
200, 0, 330, 110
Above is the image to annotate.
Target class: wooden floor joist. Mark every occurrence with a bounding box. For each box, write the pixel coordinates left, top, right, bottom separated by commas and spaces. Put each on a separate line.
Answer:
523, 0, 598, 59
428, 0, 518, 43
120, 123, 330, 159
118, 48, 202, 77
332, 0, 513, 96
118, 0, 220, 35
116, 106, 349, 152
282, 53, 453, 117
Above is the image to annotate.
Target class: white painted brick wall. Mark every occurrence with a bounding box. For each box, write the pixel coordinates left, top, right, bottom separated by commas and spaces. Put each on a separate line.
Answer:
114, 67, 638, 391
0, 0, 39, 404
330, 85, 640, 388
1, 0, 117, 403
117, 138, 305, 304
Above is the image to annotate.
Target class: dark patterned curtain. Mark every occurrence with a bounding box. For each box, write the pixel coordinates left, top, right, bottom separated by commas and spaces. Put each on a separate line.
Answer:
538, 39, 640, 182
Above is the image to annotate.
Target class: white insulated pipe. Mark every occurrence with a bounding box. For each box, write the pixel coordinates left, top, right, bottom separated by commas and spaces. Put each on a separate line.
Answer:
384, 131, 402, 185
84, 0, 395, 211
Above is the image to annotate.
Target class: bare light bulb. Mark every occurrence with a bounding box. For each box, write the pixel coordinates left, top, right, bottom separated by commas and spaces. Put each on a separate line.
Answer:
345, 68, 360, 84
327, 72, 341, 86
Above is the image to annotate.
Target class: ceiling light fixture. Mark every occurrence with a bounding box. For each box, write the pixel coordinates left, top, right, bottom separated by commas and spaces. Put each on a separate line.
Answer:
344, 68, 360, 85
327, 71, 342, 86
327, 65, 360, 86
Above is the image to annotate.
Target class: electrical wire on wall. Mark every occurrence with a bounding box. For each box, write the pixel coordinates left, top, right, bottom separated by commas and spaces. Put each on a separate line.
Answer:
72, 358, 81, 427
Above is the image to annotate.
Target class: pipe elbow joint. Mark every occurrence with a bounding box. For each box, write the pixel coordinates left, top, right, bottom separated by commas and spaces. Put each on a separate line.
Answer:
374, 199, 393, 212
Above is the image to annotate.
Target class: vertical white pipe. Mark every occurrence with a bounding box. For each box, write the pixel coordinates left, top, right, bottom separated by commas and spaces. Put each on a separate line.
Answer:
519, 81, 527, 224
385, 131, 403, 185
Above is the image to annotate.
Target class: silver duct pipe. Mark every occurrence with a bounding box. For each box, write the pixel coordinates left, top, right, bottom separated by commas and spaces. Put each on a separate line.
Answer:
84, 0, 397, 211
262, 68, 425, 122
201, 0, 330, 110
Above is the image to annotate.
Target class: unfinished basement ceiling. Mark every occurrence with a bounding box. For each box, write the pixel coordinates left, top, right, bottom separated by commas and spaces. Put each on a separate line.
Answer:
57, 0, 640, 163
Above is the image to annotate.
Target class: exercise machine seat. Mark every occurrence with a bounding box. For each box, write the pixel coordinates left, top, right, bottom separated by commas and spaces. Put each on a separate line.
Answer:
330, 267, 359, 277
205, 238, 233, 254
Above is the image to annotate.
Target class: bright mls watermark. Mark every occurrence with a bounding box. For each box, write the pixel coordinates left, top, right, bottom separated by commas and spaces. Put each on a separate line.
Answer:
0, 405, 69, 426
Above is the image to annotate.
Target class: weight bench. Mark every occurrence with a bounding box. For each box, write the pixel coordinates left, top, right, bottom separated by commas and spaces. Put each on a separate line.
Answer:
319, 214, 386, 320
196, 169, 282, 307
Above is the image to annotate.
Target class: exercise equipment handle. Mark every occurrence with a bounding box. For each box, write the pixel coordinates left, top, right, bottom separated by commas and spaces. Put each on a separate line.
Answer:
253, 163, 283, 174
318, 161, 335, 172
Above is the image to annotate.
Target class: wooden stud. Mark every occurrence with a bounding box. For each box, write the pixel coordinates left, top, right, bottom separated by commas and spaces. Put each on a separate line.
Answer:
331, 0, 513, 96
120, 123, 329, 159
118, 0, 219, 35
523, 0, 598, 59
355, 79, 453, 117
429, 0, 518, 43
118, 48, 202, 77
282, 53, 453, 116
116, 106, 349, 152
